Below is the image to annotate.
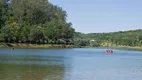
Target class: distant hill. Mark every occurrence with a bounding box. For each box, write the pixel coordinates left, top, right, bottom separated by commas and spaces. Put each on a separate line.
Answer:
74, 29, 142, 47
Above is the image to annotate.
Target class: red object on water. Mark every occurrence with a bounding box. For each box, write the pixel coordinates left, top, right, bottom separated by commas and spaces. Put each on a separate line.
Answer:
104, 50, 114, 54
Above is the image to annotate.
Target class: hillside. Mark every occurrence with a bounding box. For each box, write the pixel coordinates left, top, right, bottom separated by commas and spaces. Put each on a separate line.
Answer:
0, 0, 74, 45
74, 29, 142, 47
0, 0, 142, 50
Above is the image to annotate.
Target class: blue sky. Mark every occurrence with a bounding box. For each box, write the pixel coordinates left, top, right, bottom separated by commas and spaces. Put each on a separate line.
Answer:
49, 0, 142, 33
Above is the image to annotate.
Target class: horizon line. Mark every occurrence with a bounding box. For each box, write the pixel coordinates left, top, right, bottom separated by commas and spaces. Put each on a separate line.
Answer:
75, 29, 142, 34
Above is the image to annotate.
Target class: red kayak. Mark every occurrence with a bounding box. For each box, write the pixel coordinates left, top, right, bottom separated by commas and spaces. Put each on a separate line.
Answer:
104, 50, 114, 54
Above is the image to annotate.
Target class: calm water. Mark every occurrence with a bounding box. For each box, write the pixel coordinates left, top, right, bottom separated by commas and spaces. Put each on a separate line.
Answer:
0, 48, 142, 80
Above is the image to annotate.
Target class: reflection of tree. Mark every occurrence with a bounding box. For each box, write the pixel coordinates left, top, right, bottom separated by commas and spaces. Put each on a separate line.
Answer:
0, 55, 73, 80
63, 57, 73, 80
0, 64, 65, 80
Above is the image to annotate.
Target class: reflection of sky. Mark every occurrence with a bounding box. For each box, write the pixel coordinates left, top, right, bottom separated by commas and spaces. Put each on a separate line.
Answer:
0, 48, 142, 80
8, 0, 11, 3
0, 49, 73, 80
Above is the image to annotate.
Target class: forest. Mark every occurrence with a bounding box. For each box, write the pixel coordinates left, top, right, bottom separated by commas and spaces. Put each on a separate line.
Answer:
74, 29, 142, 47
0, 0, 142, 48
0, 0, 75, 45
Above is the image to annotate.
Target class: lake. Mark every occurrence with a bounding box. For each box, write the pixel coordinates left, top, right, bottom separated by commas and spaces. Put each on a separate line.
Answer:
0, 48, 142, 80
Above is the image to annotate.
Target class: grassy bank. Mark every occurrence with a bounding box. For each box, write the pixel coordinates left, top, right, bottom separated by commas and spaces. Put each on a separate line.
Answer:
0, 43, 141, 51
102, 45, 142, 51
0, 43, 75, 49
83, 45, 142, 51
115, 46, 142, 51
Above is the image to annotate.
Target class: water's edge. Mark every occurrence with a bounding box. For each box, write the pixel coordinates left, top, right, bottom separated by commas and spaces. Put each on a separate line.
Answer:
0, 43, 74, 49
0, 43, 142, 51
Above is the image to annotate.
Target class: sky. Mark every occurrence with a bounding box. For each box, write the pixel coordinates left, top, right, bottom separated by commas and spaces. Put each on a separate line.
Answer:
49, 0, 142, 33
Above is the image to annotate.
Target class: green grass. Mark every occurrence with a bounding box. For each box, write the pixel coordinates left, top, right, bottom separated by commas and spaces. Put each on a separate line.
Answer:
102, 45, 142, 51
0, 43, 74, 49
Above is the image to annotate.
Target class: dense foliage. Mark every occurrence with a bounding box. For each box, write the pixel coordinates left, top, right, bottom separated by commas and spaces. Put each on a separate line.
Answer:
74, 29, 142, 47
0, 0, 75, 44
0, 0, 142, 48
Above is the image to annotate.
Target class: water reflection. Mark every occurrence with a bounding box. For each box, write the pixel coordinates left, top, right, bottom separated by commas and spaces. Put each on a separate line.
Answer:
0, 48, 142, 80
0, 55, 72, 80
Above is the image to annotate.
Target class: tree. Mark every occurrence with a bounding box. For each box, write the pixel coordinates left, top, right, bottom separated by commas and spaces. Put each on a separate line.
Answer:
0, 0, 75, 45
0, 0, 9, 28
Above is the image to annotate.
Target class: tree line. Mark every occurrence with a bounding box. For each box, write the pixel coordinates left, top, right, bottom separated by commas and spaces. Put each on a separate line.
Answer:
74, 29, 142, 47
1, 0, 142, 47
0, 0, 75, 44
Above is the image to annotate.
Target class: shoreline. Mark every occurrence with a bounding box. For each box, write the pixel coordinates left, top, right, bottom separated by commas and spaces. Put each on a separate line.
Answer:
0, 43, 142, 51
100, 46, 142, 51
0, 43, 75, 49
80, 46, 142, 51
